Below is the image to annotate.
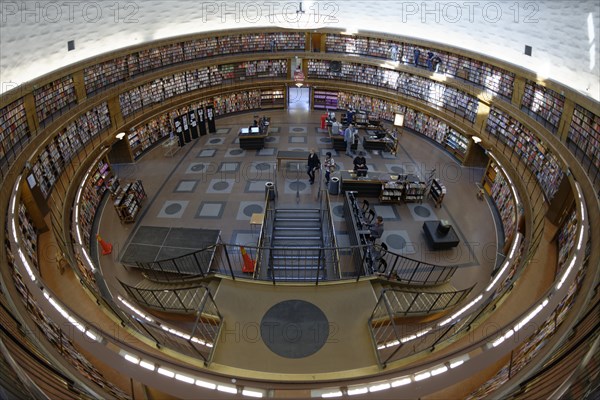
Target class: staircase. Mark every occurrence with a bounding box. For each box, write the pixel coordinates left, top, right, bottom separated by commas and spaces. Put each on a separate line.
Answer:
269, 208, 326, 281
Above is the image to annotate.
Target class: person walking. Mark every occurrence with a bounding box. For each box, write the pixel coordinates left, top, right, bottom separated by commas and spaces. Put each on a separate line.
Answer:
323, 152, 335, 185
306, 148, 320, 185
344, 124, 355, 156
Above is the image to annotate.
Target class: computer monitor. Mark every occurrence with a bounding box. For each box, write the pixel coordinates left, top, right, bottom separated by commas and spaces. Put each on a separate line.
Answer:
250, 127, 260, 134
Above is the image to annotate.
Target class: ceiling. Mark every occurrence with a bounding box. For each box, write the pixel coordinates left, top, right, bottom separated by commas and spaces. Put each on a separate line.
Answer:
0, 0, 599, 101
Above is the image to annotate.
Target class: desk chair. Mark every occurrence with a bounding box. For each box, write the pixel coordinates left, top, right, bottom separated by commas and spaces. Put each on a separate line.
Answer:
361, 199, 370, 216
365, 209, 376, 224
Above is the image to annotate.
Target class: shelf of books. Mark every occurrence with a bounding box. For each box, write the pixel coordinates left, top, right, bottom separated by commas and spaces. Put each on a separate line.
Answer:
482, 161, 517, 241
379, 181, 404, 203
556, 209, 577, 276
83, 56, 128, 95
429, 178, 446, 207
326, 34, 399, 59
128, 114, 172, 160
78, 159, 112, 248
445, 128, 469, 160
33, 76, 77, 125
567, 104, 600, 170
6, 256, 130, 399
31, 103, 110, 198
18, 203, 38, 272
521, 80, 565, 132
0, 98, 30, 172
486, 107, 564, 201
260, 89, 285, 108
313, 90, 339, 110
449, 58, 515, 100
337, 92, 406, 121
119, 61, 288, 118
113, 180, 146, 223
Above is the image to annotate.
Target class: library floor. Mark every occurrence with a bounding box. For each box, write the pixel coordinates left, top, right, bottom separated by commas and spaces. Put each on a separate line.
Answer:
40, 109, 557, 397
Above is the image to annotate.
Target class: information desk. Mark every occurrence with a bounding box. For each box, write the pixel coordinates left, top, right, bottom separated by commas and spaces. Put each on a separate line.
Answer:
239, 127, 268, 150
340, 171, 393, 197
276, 150, 309, 172
422, 221, 460, 250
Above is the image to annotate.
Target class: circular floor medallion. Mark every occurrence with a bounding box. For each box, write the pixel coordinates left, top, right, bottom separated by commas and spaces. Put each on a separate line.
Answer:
243, 204, 263, 217
290, 181, 307, 191
414, 206, 431, 218
191, 164, 206, 172
260, 300, 329, 358
386, 234, 407, 250
212, 181, 230, 191
164, 204, 182, 215
229, 149, 244, 155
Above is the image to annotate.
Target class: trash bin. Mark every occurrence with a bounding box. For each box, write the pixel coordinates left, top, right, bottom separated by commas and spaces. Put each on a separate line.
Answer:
328, 177, 340, 195
265, 181, 276, 200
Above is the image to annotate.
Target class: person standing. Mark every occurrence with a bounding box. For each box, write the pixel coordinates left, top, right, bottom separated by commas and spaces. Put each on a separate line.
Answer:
344, 124, 355, 156
369, 216, 384, 242
323, 152, 335, 185
390, 43, 399, 61
306, 148, 320, 184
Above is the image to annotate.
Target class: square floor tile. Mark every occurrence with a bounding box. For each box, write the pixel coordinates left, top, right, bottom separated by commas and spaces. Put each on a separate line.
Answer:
289, 126, 307, 134
282, 179, 312, 194
385, 164, 407, 174
318, 137, 332, 144
257, 147, 276, 156
185, 162, 218, 175
174, 180, 199, 193
407, 203, 438, 221
195, 202, 226, 218
264, 136, 280, 144
381, 151, 397, 159
218, 162, 240, 173
206, 178, 236, 194
225, 148, 246, 157
382, 230, 416, 255
230, 231, 258, 247
245, 180, 270, 193
373, 204, 401, 220
206, 137, 226, 145
216, 128, 231, 134
157, 200, 189, 218
197, 149, 217, 158
236, 201, 265, 220
289, 136, 307, 143
268, 127, 280, 134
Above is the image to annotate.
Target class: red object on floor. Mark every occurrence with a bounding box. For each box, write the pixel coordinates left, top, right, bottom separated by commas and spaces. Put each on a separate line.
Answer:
240, 246, 255, 273
321, 114, 327, 129
96, 234, 113, 255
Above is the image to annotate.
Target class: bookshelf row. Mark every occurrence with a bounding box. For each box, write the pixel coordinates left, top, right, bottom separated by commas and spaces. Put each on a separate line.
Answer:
119, 60, 288, 117
557, 209, 577, 276
33, 75, 77, 125
0, 98, 30, 167
307, 60, 479, 122
325, 33, 515, 98
404, 108, 469, 160
126, 90, 280, 160
78, 158, 113, 248
6, 248, 130, 400
486, 107, 564, 201
18, 203, 38, 272
84, 32, 304, 94
466, 267, 583, 400
31, 103, 111, 198
379, 179, 427, 203
521, 80, 565, 131
113, 180, 146, 223
482, 161, 518, 241
568, 104, 600, 170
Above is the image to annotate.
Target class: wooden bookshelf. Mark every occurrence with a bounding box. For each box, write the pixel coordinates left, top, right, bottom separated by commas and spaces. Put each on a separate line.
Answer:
556, 209, 577, 276
486, 107, 564, 201
260, 89, 285, 108
0, 98, 30, 168
336, 92, 406, 121
482, 161, 517, 240
379, 181, 404, 203
429, 178, 446, 208
568, 104, 600, 170
313, 90, 339, 110
522, 80, 565, 132
18, 203, 39, 271
113, 180, 146, 223
31, 103, 110, 198
79, 158, 112, 248
83, 56, 128, 95
33, 76, 77, 125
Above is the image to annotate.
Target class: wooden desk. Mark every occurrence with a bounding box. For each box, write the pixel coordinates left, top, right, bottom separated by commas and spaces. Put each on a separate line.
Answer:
340, 171, 392, 197
239, 128, 268, 150
276, 150, 309, 172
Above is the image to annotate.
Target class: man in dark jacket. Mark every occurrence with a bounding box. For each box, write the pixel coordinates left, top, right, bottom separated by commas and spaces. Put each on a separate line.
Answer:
307, 148, 320, 184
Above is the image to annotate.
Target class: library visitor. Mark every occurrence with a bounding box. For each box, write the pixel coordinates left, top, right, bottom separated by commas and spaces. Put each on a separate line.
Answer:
369, 216, 384, 242
353, 151, 368, 177
306, 148, 321, 185
344, 124, 355, 156
323, 152, 335, 185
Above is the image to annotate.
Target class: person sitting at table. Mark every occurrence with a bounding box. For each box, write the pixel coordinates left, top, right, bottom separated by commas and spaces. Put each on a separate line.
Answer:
353, 151, 368, 177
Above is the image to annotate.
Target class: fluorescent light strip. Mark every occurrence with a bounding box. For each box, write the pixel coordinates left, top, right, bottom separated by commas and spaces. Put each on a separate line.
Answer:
242, 388, 265, 398
139, 360, 155, 371
175, 374, 195, 384
440, 294, 483, 326
320, 391, 343, 398
414, 371, 431, 381
196, 379, 217, 390
118, 296, 154, 322
430, 365, 448, 376
347, 386, 368, 395
124, 354, 140, 364
556, 257, 577, 290
18, 249, 36, 282
390, 377, 411, 387
514, 299, 549, 332
217, 384, 237, 394
368, 382, 390, 392
486, 260, 510, 292
577, 226, 584, 250
449, 354, 469, 368
157, 367, 175, 378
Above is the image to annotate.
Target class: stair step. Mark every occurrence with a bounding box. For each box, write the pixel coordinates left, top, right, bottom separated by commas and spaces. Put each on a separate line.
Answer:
274, 226, 321, 231
275, 217, 320, 222
271, 265, 322, 270
276, 209, 320, 213
273, 236, 322, 240
272, 255, 320, 259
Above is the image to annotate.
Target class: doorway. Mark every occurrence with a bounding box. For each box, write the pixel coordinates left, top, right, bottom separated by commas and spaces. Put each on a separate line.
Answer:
288, 87, 310, 110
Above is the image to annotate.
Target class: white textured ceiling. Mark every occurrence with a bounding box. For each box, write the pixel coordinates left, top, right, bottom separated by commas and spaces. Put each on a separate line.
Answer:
0, 0, 599, 101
